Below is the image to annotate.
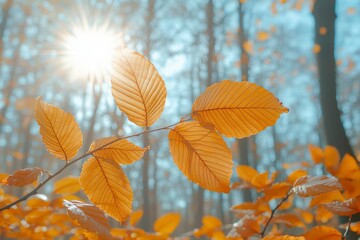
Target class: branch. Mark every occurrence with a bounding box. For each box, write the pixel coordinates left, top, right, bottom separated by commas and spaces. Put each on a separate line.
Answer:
342, 215, 352, 240
260, 191, 292, 237
0, 120, 185, 212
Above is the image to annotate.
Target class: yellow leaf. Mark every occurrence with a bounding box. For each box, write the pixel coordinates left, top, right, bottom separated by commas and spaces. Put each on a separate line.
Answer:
309, 190, 345, 207
243, 41, 253, 54
129, 209, 143, 227
272, 213, 304, 228
313, 44, 321, 54
192, 80, 288, 138
336, 154, 360, 180
251, 172, 269, 189
63, 200, 112, 239
153, 212, 181, 235
287, 169, 307, 185
168, 121, 232, 193
111, 49, 167, 127
263, 236, 305, 240
194, 215, 222, 238
35, 97, 83, 160
228, 216, 260, 238
315, 206, 333, 223
322, 196, 360, 216
257, 31, 270, 41
303, 226, 341, 240
263, 182, 291, 201
54, 176, 81, 195
90, 137, 146, 165
292, 176, 342, 197
2, 167, 42, 186
324, 146, 340, 175
236, 165, 259, 182
308, 144, 323, 164
79, 157, 132, 223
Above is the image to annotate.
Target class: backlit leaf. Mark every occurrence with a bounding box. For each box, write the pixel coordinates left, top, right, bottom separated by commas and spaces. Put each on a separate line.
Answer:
262, 236, 305, 240
308, 144, 323, 164
63, 200, 111, 239
192, 80, 288, 138
79, 157, 132, 223
323, 146, 340, 175
35, 97, 83, 160
90, 137, 146, 165
2, 167, 42, 186
303, 226, 341, 240
272, 213, 304, 228
322, 196, 360, 216
287, 169, 307, 185
309, 191, 345, 207
236, 165, 259, 182
168, 121, 232, 192
227, 215, 260, 238
153, 212, 181, 235
54, 176, 81, 195
292, 176, 342, 197
111, 49, 166, 127
129, 209, 143, 227
194, 215, 222, 238
336, 154, 360, 180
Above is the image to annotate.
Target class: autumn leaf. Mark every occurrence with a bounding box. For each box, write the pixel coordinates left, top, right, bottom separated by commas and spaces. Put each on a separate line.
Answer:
192, 80, 288, 138
243, 40, 253, 54
322, 196, 360, 216
2, 167, 42, 186
111, 49, 166, 127
272, 213, 305, 228
292, 176, 342, 197
54, 176, 81, 195
302, 226, 341, 240
335, 154, 360, 180
63, 200, 112, 239
287, 169, 307, 185
262, 235, 305, 240
35, 97, 83, 160
153, 212, 181, 235
227, 215, 260, 238
309, 190, 345, 207
308, 144, 323, 164
79, 157, 132, 223
194, 215, 222, 238
257, 31, 270, 41
168, 121, 232, 192
90, 137, 146, 165
263, 182, 291, 201
323, 146, 340, 175
129, 209, 143, 227
236, 165, 259, 183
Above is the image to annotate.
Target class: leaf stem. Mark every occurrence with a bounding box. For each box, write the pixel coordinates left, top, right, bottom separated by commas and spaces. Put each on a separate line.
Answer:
260, 191, 292, 237
342, 215, 352, 240
0, 120, 184, 212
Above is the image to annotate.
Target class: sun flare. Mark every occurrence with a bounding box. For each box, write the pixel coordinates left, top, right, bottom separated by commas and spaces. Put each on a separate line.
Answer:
61, 26, 122, 82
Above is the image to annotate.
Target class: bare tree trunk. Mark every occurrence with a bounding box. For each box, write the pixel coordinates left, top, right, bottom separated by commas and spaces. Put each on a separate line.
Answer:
313, 1, 357, 238
0, 0, 13, 61
140, 0, 155, 231
313, 0, 354, 157
237, 0, 252, 202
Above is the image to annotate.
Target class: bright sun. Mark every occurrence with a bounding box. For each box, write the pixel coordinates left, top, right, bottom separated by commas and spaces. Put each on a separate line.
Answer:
61, 26, 122, 81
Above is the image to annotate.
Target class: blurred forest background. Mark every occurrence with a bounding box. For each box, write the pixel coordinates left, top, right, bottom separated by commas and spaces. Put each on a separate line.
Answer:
0, 0, 359, 234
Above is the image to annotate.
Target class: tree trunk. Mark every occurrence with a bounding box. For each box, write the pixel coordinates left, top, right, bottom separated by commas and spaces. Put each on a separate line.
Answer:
313, 0, 354, 157
237, 0, 252, 202
313, 1, 357, 239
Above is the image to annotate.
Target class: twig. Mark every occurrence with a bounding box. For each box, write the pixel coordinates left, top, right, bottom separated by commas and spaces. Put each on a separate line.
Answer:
0, 120, 184, 212
342, 215, 352, 240
260, 191, 292, 237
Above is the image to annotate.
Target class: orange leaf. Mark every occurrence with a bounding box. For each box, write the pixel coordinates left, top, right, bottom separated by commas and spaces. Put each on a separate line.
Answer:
308, 144, 323, 164
263, 236, 305, 240
111, 49, 166, 127
129, 209, 143, 227
227, 216, 260, 238
336, 154, 360, 180
79, 157, 132, 223
251, 172, 269, 189
153, 212, 181, 235
257, 31, 270, 41
315, 206, 333, 223
272, 213, 304, 228
236, 165, 259, 182
303, 226, 341, 240
323, 146, 340, 175
313, 44, 321, 54
54, 176, 81, 195
90, 137, 147, 165
292, 176, 342, 197
168, 121, 232, 193
263, 182, 291, 201
63, 200, 111, 239
192, 80, 288, 138
309, 190, 345, 207
194, 215, 222, 238
300, 210, 313, 224
322, 196, 360, 216
2, 167, 42, 186
35, 97, 83, 160
287, 169, 307, 185
340, 178, 360, 198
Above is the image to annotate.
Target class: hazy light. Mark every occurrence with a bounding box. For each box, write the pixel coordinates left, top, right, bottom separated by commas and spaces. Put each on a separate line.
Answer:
61, 26, 122, 82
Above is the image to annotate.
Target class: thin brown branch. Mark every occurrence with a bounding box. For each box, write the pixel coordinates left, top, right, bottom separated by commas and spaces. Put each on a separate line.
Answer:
0, 119, 185, 212
342, 215, 352, 240
260, 190, 292, 237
